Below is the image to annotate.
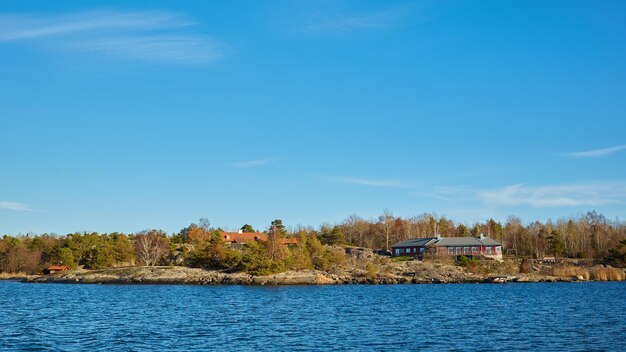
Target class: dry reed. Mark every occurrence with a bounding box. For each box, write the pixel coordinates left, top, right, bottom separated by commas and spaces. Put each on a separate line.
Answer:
0, 272, 28, 279
589, 267, 625, 281
547, 265, 625, 281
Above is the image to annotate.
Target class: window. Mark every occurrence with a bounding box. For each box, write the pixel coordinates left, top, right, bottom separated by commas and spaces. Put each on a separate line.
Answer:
486, 247, 493, 254
419, 247, 425, 253
496, 246, 501, 252
472, 246, 479, 253
464, 247, 470, 254
456, 247, 461, 254
448, 247, 454, 254
395, 249, 400, 255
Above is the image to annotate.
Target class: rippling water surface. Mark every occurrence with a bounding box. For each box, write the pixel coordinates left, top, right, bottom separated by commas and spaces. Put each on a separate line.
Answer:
1, 281, 625, 351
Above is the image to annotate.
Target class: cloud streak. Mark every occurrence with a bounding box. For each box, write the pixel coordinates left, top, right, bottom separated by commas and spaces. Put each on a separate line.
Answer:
303, 6, 408, 33
563, 145, 626, 158
68, 34, 222, 63
477, 183, 626, 207
0, 10, 188, 40
230, 158, 277, 168
0, 201, 31, 211
0, 10, 224, 64
415, 182, 626, 208
332, 177, 412, 188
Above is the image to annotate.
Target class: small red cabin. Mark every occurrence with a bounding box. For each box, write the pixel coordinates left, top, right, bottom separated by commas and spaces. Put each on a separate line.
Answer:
44, 265, 70, 274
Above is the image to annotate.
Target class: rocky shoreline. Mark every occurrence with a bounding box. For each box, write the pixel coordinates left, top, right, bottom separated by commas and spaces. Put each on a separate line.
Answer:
22, 262, 623, 286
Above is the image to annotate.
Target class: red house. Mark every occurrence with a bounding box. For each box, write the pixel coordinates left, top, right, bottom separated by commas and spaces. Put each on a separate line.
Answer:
220, 231, 299, 246
44, 265, 70, 274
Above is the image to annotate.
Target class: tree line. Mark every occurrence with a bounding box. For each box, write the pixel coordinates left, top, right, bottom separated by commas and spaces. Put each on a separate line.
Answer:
1, 211, 625, 274
0, 219, 347, 275
312, 210, 626, 260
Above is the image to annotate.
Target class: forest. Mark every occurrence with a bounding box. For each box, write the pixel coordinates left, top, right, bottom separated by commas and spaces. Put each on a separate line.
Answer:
1, 211, 626, 275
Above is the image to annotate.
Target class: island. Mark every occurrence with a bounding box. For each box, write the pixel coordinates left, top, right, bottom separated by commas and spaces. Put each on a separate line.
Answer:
3, 214, 625, 285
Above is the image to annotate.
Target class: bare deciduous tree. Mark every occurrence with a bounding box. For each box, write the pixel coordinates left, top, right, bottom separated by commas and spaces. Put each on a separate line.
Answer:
134, 230, 169, 266
379, 209, 394, 251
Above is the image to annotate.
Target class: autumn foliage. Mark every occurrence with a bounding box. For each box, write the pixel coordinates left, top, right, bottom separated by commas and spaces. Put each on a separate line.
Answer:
2, 211, 626, 276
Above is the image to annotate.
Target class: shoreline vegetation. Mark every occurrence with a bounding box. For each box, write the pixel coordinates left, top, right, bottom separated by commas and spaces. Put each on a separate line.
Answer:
18, 260, 626, 285
2, 212, 626, 285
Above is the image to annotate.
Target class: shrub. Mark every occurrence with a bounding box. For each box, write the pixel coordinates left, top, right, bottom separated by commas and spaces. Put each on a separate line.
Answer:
286, 236, 314, 270
238, 241, 283, 275
306, 236, 347, 272
456, 255, 473, 267
365, 262, 378, 277
606, 239, 626, 268
57, 247, 76, 269
519, 259, 532, 274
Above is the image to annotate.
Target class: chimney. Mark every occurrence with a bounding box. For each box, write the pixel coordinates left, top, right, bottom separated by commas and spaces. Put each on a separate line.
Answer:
479, 233, 484, 240
238, 229, 243, 234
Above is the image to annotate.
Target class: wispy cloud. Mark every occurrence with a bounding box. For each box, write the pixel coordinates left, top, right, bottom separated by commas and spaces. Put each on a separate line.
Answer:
68, 35, 222, 63
0, 9, 224, 64
412, 186, 471, 202
414, 182, 626, 208
563, 145, 626, 158
0, 201, 31, 211
303, 6, 408, 33
332, 177, 412, 188
478, 183, 626, 207
230, 158, 277, 169
0, 10, 187, 40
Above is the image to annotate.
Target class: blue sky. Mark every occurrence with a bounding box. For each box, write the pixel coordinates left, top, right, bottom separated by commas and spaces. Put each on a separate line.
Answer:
1, 0, 625, 234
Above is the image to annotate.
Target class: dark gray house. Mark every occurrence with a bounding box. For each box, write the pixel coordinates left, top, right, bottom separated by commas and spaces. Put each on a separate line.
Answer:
391, 235, 502, 260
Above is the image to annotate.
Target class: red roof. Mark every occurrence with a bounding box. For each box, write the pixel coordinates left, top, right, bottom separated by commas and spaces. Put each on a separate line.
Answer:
278, 238, 299, 245
221, 231, 268, 243
220, 231, 299, 245
47, 265, 70, 271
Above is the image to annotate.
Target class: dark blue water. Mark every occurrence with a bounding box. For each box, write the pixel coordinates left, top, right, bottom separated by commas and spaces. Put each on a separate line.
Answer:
1, 281, 625, 351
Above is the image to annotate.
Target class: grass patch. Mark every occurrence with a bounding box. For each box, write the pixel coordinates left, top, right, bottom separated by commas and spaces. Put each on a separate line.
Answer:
391, 256, 413, 262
